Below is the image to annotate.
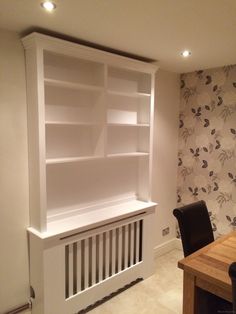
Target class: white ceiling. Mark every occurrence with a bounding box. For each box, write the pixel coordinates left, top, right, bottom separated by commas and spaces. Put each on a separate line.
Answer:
0, 0, 236, 73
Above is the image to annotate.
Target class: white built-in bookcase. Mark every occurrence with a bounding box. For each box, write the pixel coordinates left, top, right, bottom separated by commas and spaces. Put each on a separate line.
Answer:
23, 33, 157, 236
23, 33, 158, 314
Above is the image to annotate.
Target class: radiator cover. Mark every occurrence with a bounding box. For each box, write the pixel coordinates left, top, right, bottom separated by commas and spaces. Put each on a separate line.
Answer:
28, 210, 155, 314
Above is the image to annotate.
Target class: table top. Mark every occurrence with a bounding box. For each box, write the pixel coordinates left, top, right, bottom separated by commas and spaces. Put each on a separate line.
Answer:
178, 231, 236, 296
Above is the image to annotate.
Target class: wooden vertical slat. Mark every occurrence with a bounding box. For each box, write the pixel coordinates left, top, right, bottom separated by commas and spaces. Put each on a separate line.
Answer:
118, 227, 122, 272
111, 229, 116, 275
124, 224, 129, 269
76, 241, 81, 293
136, 221, 140, 263
130, 223, 135, 266
105, 231, 110, 278
91, 236, 96, 286
98, 233, 103, 282
68, 243, 74, 297
84, 238, 89, 289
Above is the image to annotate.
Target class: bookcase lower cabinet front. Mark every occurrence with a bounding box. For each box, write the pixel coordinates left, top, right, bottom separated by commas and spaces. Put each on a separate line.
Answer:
29, 209, 155, 314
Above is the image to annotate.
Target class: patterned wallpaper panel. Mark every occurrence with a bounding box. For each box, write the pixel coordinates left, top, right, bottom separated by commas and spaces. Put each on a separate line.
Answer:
177, 65, 236, 238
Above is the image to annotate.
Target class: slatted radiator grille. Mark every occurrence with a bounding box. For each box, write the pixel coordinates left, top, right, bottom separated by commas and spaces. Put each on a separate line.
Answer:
65, 219, 143, 299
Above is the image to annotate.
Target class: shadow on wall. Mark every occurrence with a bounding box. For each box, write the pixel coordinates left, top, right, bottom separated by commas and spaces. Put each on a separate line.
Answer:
177, 64, 236, 238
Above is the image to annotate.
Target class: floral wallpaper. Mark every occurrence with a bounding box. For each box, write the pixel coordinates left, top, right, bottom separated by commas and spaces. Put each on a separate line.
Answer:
177, 65, 236, 238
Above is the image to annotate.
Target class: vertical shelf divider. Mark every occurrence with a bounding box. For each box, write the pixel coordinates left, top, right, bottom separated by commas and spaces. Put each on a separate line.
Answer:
148, 72, 156, 201
103, 64, 108, 157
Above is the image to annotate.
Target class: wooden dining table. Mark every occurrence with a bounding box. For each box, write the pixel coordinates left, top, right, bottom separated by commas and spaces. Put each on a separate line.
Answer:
178, 230, 236, 314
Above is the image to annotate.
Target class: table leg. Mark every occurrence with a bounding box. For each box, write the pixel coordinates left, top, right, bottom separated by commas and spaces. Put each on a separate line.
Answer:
183, 272, 196, 314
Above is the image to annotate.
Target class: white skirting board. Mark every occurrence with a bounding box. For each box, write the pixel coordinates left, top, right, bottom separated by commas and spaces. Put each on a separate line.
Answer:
154, 238, 182, 258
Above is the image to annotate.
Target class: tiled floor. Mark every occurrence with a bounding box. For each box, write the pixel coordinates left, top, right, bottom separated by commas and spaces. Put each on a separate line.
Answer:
89, 249, 184, 314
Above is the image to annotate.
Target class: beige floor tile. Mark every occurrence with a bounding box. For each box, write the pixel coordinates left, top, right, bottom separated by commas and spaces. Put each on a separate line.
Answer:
89, 249, 184, 314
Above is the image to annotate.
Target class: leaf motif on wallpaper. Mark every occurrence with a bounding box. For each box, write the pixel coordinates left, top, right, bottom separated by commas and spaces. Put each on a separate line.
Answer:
233, 82, 236, 88
201, 184, 208, 193
215, 140, 221, 149
181, 127, 194, 143
178, 158, 183, 166
181, 80, 185, 89
183, 87, 196, 104
209, 143, 214, 153
217, 96, 223, 106
230, 129, 236, 139
196, 107, 202, 117
228, 172, 236, 185
223, 65, 235, 77
226, 216, 236, 227
220, 105, 235, 122
191, 107, 202, 122
215, 87, 222, 96
213, 182, 219, 191
212, 130, 221, 141
212, 222, 217, 232
213, 85, 218, 92
218, 149, 235, 165
191, 107, 200, 116
180, 167, 193, 180
210, 171, 219, 182
201, 182, 218, 194
179, 120, 184, 128
196, 70, 204, 79
232, 218, 236, 227
202, 160, 208, 168
206, 75, 212, 85
188, 187, 199, 196
205, 100, 216, 111
204, 119, 210, 127
216, 192, 232, 208
177, 194, 181, 203
190, 147, 200, 157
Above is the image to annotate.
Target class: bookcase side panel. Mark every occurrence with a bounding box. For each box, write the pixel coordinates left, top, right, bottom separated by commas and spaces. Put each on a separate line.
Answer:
25, 47, 47, 232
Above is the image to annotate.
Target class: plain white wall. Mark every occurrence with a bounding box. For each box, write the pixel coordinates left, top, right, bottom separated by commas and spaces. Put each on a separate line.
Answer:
0, 29, 30, 312
152, 69, 180, 246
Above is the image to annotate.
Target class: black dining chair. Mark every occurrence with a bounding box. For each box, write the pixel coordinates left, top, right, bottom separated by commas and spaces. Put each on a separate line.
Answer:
173, 200, 214, 257
229, 262, 236, 313
173, 200, 232, 313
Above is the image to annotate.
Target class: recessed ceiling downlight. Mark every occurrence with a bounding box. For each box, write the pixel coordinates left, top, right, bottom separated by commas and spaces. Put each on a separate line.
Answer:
41, 1, 56, 12
181, 50, 191, 58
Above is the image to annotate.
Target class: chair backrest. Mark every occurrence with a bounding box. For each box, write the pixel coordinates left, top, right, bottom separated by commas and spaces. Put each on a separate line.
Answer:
173, 200, 214, 257
229, 262, 236, 312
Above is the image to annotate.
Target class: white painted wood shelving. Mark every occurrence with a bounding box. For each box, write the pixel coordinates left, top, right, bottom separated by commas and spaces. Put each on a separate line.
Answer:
23, 33, 158, 314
